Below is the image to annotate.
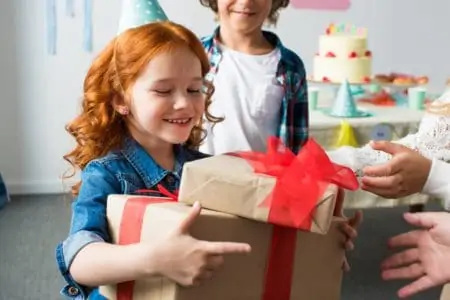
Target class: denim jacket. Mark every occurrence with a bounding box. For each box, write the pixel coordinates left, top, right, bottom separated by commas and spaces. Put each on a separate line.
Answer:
55, 137, 207, 299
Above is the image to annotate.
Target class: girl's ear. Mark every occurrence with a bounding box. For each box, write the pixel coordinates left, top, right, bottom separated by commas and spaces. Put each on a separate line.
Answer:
112, 95, 130, 116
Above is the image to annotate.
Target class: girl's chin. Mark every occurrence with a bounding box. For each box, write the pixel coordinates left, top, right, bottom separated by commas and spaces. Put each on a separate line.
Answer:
162, 129, 195, 144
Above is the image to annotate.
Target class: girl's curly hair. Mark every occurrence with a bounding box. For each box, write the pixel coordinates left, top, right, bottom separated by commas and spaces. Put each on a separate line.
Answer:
63, 21, 222, 195
200, 0, 290, 24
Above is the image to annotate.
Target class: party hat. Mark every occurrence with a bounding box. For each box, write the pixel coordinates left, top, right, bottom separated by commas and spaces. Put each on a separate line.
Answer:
349, 84, 365, 96
332, 120, 359, 148
118, 0, 168, 35
325, 79, 372, 118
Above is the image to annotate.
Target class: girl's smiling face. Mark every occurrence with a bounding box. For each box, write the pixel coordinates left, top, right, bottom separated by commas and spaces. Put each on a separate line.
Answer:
117, 47, 205, 148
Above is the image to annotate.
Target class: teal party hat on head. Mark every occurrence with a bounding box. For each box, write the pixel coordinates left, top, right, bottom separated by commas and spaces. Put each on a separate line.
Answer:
118, 0, 168, 35
325, 79, 372, 118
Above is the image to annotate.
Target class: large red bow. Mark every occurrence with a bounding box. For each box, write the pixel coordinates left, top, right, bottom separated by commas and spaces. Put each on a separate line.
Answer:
230, 137, 359, 228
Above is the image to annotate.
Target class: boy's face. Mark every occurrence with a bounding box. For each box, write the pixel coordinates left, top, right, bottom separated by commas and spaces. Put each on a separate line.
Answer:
217, 0, 272, 34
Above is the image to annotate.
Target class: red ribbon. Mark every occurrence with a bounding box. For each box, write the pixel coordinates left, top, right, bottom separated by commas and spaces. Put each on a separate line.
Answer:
135, 184, 179, 200
116, 197, 296, 299
116, 185, 177, 300
115, 141, 357, 299
229, 137, 359, 229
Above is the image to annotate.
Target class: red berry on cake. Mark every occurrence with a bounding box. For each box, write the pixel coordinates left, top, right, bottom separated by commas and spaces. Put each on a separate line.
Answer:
349, 51, 357, 58
322, 76, 330, 82
365, 50, 372, 57
363, 76, 371, 83
325, 52, 336, 58
326, 28, 330, 35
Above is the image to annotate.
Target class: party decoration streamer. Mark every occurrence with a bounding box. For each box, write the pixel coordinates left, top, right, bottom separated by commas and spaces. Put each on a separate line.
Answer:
66, 0, 75, 17
46, 0, 57, 55
291, 0, 350, 10
83, 0, 93, 52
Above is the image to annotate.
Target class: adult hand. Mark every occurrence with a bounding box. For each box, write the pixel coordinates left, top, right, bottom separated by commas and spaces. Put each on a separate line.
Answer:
381, 212, 450, 298
361, 141, 431, 198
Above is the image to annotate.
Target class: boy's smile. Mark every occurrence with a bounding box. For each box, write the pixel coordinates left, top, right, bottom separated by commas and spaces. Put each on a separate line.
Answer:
218, 0, 271, 33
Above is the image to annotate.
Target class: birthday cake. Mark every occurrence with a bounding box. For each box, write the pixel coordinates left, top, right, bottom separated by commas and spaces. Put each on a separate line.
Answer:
313, 23, 372, 84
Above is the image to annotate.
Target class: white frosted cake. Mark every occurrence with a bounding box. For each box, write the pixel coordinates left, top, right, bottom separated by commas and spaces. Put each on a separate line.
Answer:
313, 24, 372, 84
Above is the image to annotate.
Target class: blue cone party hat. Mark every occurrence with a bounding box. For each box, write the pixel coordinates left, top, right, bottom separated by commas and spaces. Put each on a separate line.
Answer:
325, 79, 372, 118
118, 0, 168, 35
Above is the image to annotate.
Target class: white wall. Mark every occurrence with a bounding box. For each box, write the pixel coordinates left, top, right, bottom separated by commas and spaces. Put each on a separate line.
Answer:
0, 0, 449, 195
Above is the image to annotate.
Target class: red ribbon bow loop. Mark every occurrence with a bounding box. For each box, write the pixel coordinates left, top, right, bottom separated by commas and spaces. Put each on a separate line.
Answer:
230, 137, 359, 228
135, 184, 179, 201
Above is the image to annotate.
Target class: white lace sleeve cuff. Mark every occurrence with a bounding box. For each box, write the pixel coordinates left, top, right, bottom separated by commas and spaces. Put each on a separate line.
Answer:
328, 91, 450, 171
423, 159, 450, 209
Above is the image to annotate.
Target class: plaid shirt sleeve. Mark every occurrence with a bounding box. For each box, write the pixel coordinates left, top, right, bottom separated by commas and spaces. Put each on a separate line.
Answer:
280, 59, 309, 155
290, 68, 309, 154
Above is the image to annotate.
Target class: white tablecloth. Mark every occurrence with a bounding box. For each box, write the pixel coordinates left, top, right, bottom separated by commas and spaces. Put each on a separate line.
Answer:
309, 104, 433, 209
310, 104, 425, 149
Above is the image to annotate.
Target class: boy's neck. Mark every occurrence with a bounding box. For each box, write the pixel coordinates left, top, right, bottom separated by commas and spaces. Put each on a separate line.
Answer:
218, 26, 274, 55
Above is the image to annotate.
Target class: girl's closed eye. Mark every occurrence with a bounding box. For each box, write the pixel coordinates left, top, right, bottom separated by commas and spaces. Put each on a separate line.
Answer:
152, 89, 171, 95
187, 88, 201, 94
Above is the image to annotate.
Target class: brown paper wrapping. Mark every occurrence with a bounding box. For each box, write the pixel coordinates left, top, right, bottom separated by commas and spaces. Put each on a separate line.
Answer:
441, 284, 450, 300
178, 154, 338, 234
99, 195, 345, 300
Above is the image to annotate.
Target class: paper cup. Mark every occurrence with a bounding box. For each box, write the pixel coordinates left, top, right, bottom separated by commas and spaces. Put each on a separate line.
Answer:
408, 87, 426, 110
308, 87, 319, 110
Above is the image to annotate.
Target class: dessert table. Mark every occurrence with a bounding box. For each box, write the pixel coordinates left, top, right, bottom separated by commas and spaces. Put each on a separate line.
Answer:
309, 104, 435, 210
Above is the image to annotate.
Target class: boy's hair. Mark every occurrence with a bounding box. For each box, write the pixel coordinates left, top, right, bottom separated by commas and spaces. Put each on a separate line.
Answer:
200, 0, 290, 24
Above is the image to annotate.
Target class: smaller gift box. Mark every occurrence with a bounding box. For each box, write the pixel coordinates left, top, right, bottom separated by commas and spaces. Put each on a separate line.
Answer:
179, 137, 359, 234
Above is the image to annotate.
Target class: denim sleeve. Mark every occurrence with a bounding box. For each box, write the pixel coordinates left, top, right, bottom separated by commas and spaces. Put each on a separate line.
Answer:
55, 161, 121, 299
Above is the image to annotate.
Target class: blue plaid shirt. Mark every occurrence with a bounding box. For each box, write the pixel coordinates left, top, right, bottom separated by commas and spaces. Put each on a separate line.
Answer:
201, 28, 309, 154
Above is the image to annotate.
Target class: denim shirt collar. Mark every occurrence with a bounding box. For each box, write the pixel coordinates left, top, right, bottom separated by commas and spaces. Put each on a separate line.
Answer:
120, 137, 186, 188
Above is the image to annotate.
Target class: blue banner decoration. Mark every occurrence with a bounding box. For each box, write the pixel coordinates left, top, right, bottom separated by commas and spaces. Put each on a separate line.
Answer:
46, 0, 57, 55
66, 0, 75, 17
83, 0, 93, 52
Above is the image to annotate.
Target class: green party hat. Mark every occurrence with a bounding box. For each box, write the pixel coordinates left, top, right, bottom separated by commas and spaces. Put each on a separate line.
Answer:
325, 79, 372, 118
118, 0, 168, 35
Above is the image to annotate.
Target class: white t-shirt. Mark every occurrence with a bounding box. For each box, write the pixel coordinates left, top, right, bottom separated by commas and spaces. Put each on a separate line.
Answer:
200, 45, 283, 155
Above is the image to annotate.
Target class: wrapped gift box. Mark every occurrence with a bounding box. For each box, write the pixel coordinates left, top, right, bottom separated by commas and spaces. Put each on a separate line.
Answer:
441, 284, 450, 300
100, 195, 346, 300
179, 138, 358, 234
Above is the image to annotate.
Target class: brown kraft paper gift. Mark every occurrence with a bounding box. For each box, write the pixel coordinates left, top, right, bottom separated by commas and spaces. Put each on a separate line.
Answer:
178, 138, 359, 235
441, 284, 450, 300
178, 153, 339, 235
99, 195, 346, 300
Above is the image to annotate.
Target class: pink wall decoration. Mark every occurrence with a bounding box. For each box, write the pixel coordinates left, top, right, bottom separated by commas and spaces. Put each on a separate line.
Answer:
291, 0, 351, 10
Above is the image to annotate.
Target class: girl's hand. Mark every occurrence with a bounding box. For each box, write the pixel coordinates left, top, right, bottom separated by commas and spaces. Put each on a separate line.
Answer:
148, 202, 252, 286
361, 141, 431, 198
334, 188, 363, 272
